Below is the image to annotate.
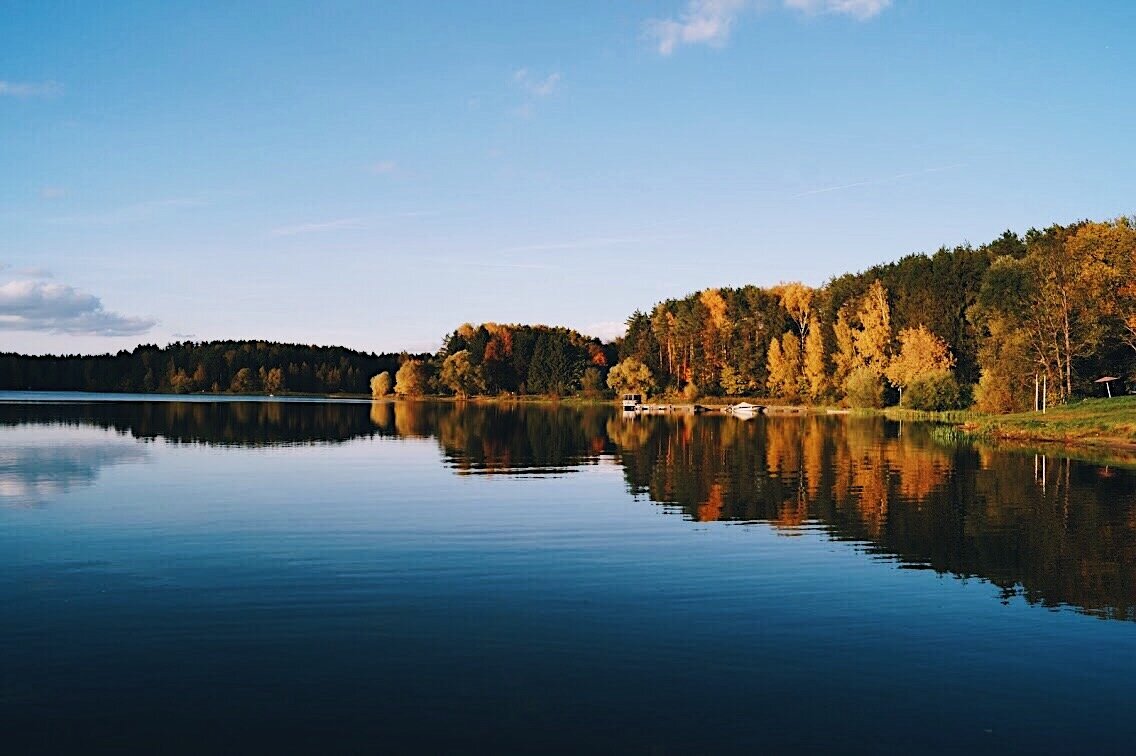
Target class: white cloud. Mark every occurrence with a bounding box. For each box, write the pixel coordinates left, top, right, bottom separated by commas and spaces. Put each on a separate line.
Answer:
270, 217, 365, 237
513, 69, 561, 97
369, 160, 397, 175
783, 0, 892, 20
38, 186, 67, 199
644, 0, 891, 55
583, 321, 627, 342
0, 80, 63, 97
645, 0, 748, 56
0, 280, 155, 336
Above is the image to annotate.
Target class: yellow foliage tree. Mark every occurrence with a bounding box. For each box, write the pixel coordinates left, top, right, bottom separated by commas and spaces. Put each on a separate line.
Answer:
803, 324, 828, 401
886, 325, 955, 402
766, 332, 801, 399
607, 357, 653, 396
370, 371, 392, 397
394, 360, 427, 397
774, 282, 814, 340
854, 280, 892, 377
832, 303, 859, 389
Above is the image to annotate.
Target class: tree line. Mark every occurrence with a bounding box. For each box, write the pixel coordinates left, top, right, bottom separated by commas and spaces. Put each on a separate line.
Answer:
5, 216, 1134, 411
0, 340, 423, 395
372, 323, 617, 400
613, 217, 1135, 410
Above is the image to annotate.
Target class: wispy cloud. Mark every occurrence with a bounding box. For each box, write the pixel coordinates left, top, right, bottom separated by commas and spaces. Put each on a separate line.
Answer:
38, 186, 67, 200
783, 0, 892, 20
270, 217, 365, 237
369, 160, 398, 175
0, 80, 63, 98
0, 280, 155, 336
513, 68, 561, 97
645, 0, 748, 56
792, 164, 967, 198
645, 0, 891, 55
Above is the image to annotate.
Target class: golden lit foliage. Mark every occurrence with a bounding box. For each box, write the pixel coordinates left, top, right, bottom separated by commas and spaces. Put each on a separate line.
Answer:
802, 324, 828, 401
832, 303, 859, 389
853, 280, 893, 377
700, 288, 730, 334
774, 282, 814, 339
607, 357, 653, 395
766, 333, 801, 399
886, 325, 955, 390
370, 371, 392, 397
394, 359, 427, 397
1066, 218, 1136, 356
440, 350, 485, 398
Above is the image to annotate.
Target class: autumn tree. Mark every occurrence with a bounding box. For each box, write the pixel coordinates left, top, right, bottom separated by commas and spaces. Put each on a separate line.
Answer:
854, 280, 893, 377
1065, 218, 1136, 359
394, 360, 427, 397
607, 357, 653, 396
719, 365, 747, 396
262, 366, 285, 394
230, 367, 256, 393
886, 325, 955, 403
832, 303, 859, 390
766, 333, 801, 399
440, 350, 485, 398
802, 324, 828, 402
774, 282, 814, 341
371, 371, 392, 397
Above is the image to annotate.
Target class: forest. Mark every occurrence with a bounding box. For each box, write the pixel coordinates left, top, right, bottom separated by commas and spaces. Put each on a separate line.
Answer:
0, 340, 419, 396
618, 216, 1135, 411
4, 216, 1134, 413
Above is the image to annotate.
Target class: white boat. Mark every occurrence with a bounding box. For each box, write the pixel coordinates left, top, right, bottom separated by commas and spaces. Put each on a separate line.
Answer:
726, 402, 764, 418
621, 393, 643, 412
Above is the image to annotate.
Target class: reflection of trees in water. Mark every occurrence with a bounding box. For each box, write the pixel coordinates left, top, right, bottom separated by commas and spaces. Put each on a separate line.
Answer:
433, 403, 613, 475
611, 413, 1136, 620
6, 401, 1134, 619
0, 401, 387, 446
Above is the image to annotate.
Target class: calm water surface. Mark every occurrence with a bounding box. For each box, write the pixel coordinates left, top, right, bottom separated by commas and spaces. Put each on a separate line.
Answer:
2, 394, 1134, 753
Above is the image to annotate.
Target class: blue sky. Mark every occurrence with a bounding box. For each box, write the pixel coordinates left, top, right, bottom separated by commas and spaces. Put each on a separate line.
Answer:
2, 0, 1134, 355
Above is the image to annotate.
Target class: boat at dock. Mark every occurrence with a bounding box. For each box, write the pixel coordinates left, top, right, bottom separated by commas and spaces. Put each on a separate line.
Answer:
724, 402, 765, 418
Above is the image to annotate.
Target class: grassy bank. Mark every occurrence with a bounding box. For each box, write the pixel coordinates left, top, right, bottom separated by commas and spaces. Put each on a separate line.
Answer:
888, 396, 1136, 447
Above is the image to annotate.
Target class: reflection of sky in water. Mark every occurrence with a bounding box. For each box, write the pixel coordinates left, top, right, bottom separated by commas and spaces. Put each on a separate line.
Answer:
0, 425, 149, 507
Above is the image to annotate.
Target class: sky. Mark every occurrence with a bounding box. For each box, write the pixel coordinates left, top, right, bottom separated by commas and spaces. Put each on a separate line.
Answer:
2, 0, 1135, 356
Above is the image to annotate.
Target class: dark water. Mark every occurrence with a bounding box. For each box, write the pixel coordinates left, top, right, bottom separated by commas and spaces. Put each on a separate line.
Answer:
2, 395, 1134, 753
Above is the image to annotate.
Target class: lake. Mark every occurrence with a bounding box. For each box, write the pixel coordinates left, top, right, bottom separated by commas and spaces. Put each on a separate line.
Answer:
2, 393, 1134, 753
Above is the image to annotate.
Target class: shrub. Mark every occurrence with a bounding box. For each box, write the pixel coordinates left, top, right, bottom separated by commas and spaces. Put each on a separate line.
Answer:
903, 370, 963, 411
844, 367, 884, 408
683, 382, 700, 402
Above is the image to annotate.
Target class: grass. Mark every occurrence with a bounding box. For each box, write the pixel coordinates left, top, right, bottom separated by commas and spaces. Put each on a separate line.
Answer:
884, 396, 1136, 447
963, 396, 1136, 445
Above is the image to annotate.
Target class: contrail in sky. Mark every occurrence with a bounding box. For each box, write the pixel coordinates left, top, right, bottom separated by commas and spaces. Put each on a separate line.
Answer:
792, 163, 967, 198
